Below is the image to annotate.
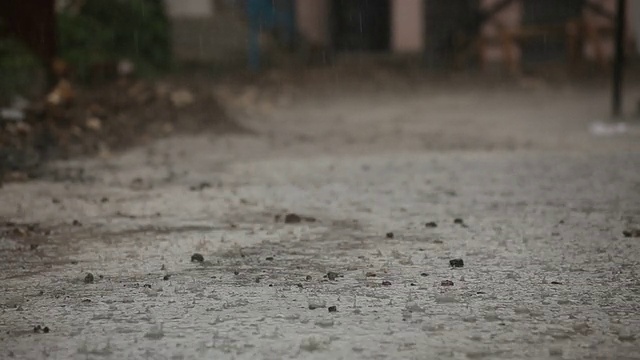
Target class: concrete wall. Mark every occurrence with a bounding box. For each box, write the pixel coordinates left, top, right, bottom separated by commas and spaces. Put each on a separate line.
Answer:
391, 0, 424, 52
165, 0, 213, 18
295, 0, 331, 45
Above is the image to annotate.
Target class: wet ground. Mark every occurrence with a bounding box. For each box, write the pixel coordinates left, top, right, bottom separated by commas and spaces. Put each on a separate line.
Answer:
1, 78, 640, 359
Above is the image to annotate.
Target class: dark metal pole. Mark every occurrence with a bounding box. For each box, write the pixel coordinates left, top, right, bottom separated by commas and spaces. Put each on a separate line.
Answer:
612, 0, 626, 118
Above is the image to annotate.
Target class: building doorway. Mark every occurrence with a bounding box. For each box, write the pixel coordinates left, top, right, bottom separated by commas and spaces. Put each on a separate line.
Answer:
331, 0, 391, 52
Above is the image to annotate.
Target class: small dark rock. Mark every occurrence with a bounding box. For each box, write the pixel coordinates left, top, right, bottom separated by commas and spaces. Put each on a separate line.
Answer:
476, 291, 486, 294
33, 325, 41, 333
420, 272, 429, 277
84, 273, 94, 284
296, 283, 304, 289
326, 271, 339, 281
160, 264, 166, 270
410, 283, 417, 286
42, 327, 49, 333
449, 259, 464, 268
550, 281, 563, 285
425, 222, 438, 228
305, 275, 312, 281
190, 253, 204, 262
265, 256, 274, 261
72, 220, 82, 226
234, 270, 240, 275
255, 277, 260, 283
453, 218, 464, 225
441, 280, 454, 286
328, 306, 337, 313
81, 298, 92, 303
381, 280, 392, 286
143, 284, 152, 288
623, 229, 640, 238
365, 272, 377, 277
284, 213, 302, 224
386, 232, 394, 239
163, 275, 171, 281
189, 182, 211, 191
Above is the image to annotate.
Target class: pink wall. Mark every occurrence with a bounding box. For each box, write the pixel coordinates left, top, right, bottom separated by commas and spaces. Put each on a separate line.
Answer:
392, 0, 424, 53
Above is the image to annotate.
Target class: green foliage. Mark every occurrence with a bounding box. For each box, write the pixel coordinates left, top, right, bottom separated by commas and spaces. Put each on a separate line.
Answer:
0, 38, 42, 102
58, 0, 171, 80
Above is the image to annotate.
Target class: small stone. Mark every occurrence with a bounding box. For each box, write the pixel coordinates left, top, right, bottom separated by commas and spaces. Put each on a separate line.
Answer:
386, 232, 394, 239
453, 218, 464, 225
33, 325, 41, 333
425, 222, 438, 228
234, 270, 239, 275
305, 275, 312, 281
449, 259, 464, 268
441, 280, 454, 286
420, 272, 429, 277
284, 213, 302, 224
72, 220, 82, 226
622, 229, 640, 238
381, 280, 392, 286
326, 271, 339, 281
163, 275, 171, 281
84, 273, 94, 284
296, 283, 304, 289
550, 281, 562, 285
265, 256, 274, 261
191, 253, 204, 262
328, 306, 337, 313
365, 272, 377, 277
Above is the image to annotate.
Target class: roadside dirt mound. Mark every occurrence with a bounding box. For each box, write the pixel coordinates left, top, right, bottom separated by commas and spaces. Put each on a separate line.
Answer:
0, 76, 238, 183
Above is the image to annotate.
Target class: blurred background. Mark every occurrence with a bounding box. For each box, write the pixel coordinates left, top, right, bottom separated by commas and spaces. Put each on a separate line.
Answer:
0, 0, 638, 180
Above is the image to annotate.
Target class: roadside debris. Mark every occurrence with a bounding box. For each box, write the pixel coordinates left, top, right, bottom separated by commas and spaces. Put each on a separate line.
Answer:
325, 271, 339, 281
33, 325, 50, 334
190, 253, 204, 262
622, 229, 640, 238
83, 273, 94, 284
449, 259, 464, 268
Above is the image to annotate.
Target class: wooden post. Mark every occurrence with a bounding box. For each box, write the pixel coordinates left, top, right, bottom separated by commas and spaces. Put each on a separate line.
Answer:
612, 0, 626, 118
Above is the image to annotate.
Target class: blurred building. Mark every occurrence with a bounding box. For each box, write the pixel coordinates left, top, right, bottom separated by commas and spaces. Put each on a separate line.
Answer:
141, 0, 639, 70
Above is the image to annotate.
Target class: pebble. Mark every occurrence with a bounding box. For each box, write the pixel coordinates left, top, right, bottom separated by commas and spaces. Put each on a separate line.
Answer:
84, 273, 94, 284
441, 280, 454, 286
163, 275, 171, 281
449, 259, 464, 268
326, 271, 339, 281
386, 232, 394, 239
328, 306, 337, 312
284, 213, 302, 224
381, 280, 392, 286
191, 253, 204, 262
425, 222, 438, 228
